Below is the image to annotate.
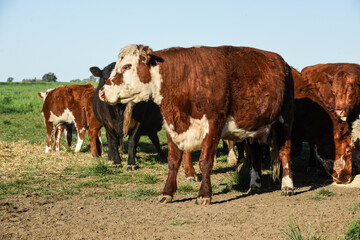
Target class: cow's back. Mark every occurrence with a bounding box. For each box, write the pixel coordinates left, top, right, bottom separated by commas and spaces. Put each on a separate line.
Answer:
156, 46, 292, 133
224, 46, 292, 131
302, 63, 360, 82
42, 84, 94, 119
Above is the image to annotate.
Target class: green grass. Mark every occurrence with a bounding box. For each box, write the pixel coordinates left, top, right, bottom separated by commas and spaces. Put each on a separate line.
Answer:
349, 203, 360, 215
177, 184, 196, 194
345, 219, 360, 240
87, 160, 114, 176
128, 186, 159, 199
311, 188, 335, 200
134, 173, 159, 184
0, 82, 97, 144
282, 219, 328, 240
170, 220, 196, 226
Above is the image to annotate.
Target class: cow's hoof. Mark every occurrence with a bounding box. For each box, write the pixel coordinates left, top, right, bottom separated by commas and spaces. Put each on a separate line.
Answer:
158, 195, 173, 204
113, 163, 123, 168
195, 197, 211, 205
127, 165, 138, 171
281, 187, 294, 196
246, 186, 262, 195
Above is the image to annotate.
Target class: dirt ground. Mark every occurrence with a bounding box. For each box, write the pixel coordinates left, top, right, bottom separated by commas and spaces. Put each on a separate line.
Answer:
0, 180, 359, 239
0, 141, 359, 239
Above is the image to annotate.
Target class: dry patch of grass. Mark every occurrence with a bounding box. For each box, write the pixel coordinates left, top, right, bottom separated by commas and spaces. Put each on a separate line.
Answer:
0, 140, 234, 201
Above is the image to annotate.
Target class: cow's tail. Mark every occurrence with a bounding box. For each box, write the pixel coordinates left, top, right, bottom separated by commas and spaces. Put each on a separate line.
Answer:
270, 126, 281, 181
123, 102, 136, 136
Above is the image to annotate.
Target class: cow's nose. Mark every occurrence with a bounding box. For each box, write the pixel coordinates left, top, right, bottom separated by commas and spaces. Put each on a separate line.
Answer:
99, 90, 106, 102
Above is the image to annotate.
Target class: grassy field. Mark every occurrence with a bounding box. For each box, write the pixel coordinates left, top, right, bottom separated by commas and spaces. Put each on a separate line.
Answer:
0, 81, 231, 200
0, 82, 359, 239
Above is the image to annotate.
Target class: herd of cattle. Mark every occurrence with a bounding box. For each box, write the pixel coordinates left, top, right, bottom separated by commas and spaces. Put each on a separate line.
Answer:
38, 44, 360, 205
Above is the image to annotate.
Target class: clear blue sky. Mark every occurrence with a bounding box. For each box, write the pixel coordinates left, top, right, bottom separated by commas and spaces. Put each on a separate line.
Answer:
0, 0, 359, 82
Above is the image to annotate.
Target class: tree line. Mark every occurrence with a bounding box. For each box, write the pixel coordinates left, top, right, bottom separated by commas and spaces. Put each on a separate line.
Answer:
6, 73, 97, 83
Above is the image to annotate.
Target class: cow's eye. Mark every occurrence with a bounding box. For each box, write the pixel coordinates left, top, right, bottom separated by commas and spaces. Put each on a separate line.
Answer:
121, 64, 132, 73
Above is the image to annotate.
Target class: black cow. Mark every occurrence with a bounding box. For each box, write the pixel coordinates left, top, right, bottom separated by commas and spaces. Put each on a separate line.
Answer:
90, 63, 166, 169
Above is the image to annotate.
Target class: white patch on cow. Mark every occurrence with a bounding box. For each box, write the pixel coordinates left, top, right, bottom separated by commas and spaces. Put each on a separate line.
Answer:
314, 147, 346, 180
149, 65, 163, 104
49, 109, 75, 127
283, 163, 289, 171
227, 149, 237, 165
221, 116, 271, 142
281, 175, 294, 189
278, 115, 284, 124
250, 167, 261, 188
164, 115, 209, 151
351, 117, 360, 145
41, 112, 46, 127
75, 138, 83, 152
55, 137, 60, 151
104, 44, 163, 105
45, 145, 51, 153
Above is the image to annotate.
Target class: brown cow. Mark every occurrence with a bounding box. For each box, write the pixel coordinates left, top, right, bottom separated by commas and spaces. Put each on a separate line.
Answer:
301, 63, 360, 175
39, 83, 102, 157
99, 45, 294, 204
292, 67, 353, 183
38, 89, 75, 151
301, 63, 360, 122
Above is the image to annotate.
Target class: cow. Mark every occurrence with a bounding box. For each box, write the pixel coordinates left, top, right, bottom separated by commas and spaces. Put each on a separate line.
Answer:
90, 63, 166, 169
98, 44, 294, 205
39, 83, 102, 157
291, 67, 353, 183
38, 89, 75, 150
301, 63, 360, 122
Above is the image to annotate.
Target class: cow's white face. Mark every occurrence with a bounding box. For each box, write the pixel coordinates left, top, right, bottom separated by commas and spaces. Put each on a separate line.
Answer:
99, 44, 162, 105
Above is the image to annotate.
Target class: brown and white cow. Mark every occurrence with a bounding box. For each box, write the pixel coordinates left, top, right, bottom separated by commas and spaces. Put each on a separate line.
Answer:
99, 44, 294, 204
292, 67, 353, 183
40, 83, 102, 157
38, 88, 75, 151
301, 63, 360, 175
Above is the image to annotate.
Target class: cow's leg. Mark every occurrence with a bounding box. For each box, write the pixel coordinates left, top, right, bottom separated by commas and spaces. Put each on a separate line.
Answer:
74, 125, 86, 152
273, 120, 294, 196
127, 123, 141, 171
227, 140, 237, 165
45, 122, 54, 153
148, 131, 166, 161
279, 138, 293, 195
196, 126, 220, 205
97, 130, 103, 156
53, 125, 63, 151
235, 141, 246, 173
88, 127, 101, 157
106, 129, 122, 166
158, 133, 183, 204
182, 151, 198, 182
247, 140, 262, 194
65, 124, 73, 147
222, 139, 229, 154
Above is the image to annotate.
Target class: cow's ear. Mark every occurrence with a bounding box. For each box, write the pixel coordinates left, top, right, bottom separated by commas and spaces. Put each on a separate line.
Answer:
140, 46, 153, 64
90, 67, 102, 77
38, 92, 45, 98
323, 72, 334, 86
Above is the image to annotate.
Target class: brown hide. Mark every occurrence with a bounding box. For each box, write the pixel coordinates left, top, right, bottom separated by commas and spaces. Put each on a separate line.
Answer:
154, 46, 291, 134
41, 83, 102, 157
102, 45, 294, 203
301, 63, 360, 122
292, 67, 352, 183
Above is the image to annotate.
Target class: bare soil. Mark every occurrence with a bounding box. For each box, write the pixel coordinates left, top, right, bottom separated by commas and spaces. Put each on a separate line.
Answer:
0, 141, 359, 239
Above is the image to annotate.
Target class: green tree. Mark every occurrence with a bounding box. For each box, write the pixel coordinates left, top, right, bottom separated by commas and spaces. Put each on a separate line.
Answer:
6, 77, 14, 83
42, 72, 57, 82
